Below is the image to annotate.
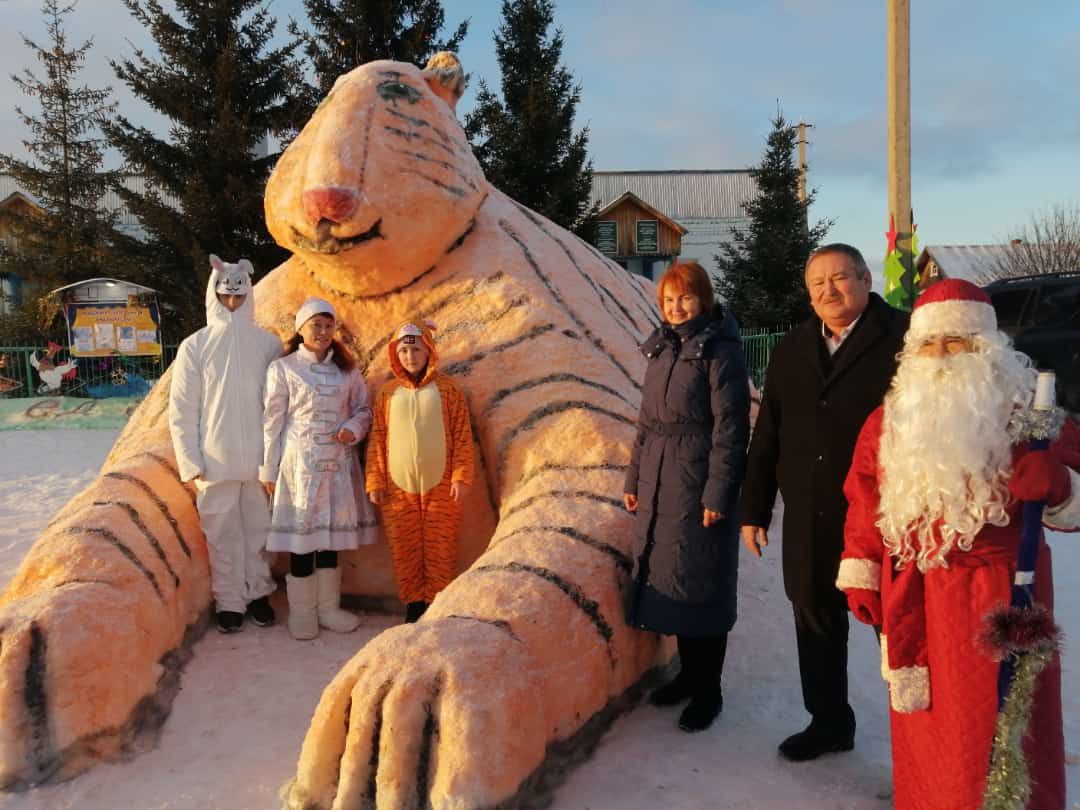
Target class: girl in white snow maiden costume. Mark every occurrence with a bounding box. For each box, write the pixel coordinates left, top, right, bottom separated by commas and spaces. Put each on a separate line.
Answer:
260, 297, 378, 640
168, 254, 284, 634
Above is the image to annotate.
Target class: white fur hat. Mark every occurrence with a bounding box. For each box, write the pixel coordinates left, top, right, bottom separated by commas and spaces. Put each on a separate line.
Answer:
294, 297, 336, 332
909, 279, 997, 340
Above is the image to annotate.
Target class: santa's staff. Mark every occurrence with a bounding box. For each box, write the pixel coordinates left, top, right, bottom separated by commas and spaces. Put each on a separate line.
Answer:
982, 370, 1065, 810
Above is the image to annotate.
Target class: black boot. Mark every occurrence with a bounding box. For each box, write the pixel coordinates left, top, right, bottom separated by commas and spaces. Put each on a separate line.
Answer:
649, 636, 696, 707
677, 634, 726, 733
247, 596, 276, 627
216, 610, 243, 633
404, 601, 429, 623
778, 706, 855, 761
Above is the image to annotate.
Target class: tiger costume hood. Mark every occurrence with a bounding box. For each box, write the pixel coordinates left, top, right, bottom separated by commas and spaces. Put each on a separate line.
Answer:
388, 319, 440, 387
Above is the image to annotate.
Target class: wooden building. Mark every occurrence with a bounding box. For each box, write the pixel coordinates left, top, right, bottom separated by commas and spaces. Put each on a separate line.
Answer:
0, 191, 46, 315
593, 191, 688, 279
589, 170, 756, 280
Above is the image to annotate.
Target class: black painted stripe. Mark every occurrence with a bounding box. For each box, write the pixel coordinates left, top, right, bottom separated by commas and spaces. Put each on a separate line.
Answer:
105, 471, 192, 558
484, 372, 634, 416
512, 202, 647, 341
384, 107, 465, 152
383, 125, 456, 158
367, 679, 393, 805
138, 451, 199, 512
626, 274, 659, 326
442, 615, 520, 642
472, 562, 615, 657
362, 271, 507, 370
94, 500, 180, 588
500, 489, 625, 523
495, 523, 632, 573
401, 168, 466, 198
440, 323, 560, 377
516, 462, 628, 491
65, 526, 163, 600
435, 293, 530, 342
496, 400, 635, 477
499, 219, 641, 391
25, 622, 51, 780
357, 107, 375, 189
386, 146, 478, 191
572, 232, 657, 328
415, 673, 442, 807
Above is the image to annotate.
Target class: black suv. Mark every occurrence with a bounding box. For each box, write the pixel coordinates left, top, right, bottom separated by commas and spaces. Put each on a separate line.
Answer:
983, 272, 1080, 414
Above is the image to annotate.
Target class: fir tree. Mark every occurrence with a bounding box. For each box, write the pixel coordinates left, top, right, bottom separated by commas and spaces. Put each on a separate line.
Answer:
464, 0, 595, 236
0, 0, 131, 295
713, 114, 832, 329
289, 0, 467, 118
105, 0, 304, 332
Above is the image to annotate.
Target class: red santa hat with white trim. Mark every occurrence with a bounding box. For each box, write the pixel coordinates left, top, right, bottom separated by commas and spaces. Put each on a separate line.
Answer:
908, 279, 997, 340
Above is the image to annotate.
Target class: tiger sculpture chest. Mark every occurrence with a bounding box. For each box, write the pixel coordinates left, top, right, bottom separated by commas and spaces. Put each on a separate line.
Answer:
0, 53, 669, 808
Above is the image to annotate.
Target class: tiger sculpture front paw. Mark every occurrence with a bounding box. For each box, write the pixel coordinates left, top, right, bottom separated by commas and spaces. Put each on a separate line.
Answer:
285, 521, 665, 809
283, 618, 542, 809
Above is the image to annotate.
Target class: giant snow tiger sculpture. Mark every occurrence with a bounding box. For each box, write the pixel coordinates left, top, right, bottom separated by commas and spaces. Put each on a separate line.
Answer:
0, 53, 668, 805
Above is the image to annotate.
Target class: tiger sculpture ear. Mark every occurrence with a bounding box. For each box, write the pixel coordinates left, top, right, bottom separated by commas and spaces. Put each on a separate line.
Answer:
422, 52, 466, 111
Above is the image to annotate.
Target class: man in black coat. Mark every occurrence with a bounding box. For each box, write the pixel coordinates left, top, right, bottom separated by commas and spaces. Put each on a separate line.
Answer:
739, 243, 909, 761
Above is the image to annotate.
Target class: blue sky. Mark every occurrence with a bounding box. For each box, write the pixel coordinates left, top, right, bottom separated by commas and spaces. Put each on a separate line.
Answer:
2, 0, 1078, 276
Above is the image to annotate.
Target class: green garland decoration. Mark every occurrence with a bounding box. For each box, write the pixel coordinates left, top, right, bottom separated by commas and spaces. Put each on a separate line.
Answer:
980, 647, 1055, 810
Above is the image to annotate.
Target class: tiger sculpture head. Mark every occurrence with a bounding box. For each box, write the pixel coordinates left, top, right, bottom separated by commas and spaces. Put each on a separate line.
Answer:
265, 53, 486, 297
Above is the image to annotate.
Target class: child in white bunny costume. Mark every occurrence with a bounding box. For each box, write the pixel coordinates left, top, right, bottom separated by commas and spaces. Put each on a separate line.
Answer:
168, 254, 283, 632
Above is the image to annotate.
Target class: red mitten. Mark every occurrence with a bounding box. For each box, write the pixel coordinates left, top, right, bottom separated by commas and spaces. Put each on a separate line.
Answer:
1009, 450, 1071, 507
846, 588, 882, 626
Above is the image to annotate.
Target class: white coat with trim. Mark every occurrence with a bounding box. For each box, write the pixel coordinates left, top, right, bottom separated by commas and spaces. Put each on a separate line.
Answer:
168, 260, 283, 482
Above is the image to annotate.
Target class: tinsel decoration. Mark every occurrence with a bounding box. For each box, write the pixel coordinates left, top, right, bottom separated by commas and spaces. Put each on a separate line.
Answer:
883, 215, 919, 310
979, 604, 1062, 810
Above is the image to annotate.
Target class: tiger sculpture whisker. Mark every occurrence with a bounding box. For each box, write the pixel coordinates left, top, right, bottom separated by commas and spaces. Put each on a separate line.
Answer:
0, 53, 671, 807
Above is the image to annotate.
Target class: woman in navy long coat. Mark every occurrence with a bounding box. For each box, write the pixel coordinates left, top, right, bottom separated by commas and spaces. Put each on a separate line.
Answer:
623, 261, 751, 732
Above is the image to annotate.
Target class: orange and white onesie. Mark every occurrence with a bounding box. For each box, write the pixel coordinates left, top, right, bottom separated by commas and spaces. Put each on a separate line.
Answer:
366, 321, 474, 604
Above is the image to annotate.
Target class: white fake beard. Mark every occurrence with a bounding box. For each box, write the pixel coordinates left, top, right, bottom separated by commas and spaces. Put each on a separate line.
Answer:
876, 336, 1035, 571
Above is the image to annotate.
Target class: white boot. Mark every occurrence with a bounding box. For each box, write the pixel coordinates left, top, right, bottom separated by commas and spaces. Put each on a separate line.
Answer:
316, 567, 360, 633
286, 574, 319, 640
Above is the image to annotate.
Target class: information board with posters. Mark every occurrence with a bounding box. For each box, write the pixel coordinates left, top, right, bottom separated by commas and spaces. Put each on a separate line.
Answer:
65, 303, 162, 357
595, 220, 618, 254
635, 220, 659, 254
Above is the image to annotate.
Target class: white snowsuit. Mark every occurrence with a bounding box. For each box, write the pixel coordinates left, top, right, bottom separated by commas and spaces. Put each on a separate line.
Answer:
260, 346, 378, 555
168, 266, 283, 613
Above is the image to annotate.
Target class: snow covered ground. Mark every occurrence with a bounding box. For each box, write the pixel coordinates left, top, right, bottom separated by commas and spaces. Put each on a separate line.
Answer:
0, 428, 1076, 809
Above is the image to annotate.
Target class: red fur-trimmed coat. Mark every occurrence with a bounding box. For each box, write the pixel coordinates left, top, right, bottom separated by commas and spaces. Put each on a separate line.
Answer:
837, 409, 1080, 810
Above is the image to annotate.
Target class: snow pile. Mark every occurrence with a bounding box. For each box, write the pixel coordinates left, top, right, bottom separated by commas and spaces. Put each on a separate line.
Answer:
0, 429, 1075, 809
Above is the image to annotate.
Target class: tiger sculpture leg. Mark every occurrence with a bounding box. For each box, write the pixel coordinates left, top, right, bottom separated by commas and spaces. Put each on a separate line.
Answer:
0, 402, 208, 788
0, 54, 672, 804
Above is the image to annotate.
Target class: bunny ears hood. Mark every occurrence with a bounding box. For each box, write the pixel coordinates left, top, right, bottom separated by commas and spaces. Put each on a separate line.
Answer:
205, 254, 256, 326
388, 319, 439, 386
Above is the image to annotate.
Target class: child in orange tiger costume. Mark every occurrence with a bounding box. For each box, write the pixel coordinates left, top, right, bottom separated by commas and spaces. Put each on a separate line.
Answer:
366, 320, 475, 622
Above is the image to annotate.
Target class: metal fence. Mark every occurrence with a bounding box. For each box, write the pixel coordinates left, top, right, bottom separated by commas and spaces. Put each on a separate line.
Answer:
0, 344, 180, 399
0, 331, 787, 399
741, 328, 787, 388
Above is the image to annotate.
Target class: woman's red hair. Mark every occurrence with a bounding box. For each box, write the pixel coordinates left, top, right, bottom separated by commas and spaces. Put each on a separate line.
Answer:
656, 261, 715, 313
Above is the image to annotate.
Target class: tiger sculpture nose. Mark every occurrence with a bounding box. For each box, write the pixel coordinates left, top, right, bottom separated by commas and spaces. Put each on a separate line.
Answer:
302, 186, 359, 226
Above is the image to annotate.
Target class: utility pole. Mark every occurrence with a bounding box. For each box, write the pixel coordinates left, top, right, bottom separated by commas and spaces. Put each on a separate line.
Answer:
796, 120, 813, 205
887, 0, 916, 307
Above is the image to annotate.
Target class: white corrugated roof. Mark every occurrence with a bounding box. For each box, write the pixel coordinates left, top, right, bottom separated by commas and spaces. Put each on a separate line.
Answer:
590, 170, 756, 219
916, 245, 1019, 284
